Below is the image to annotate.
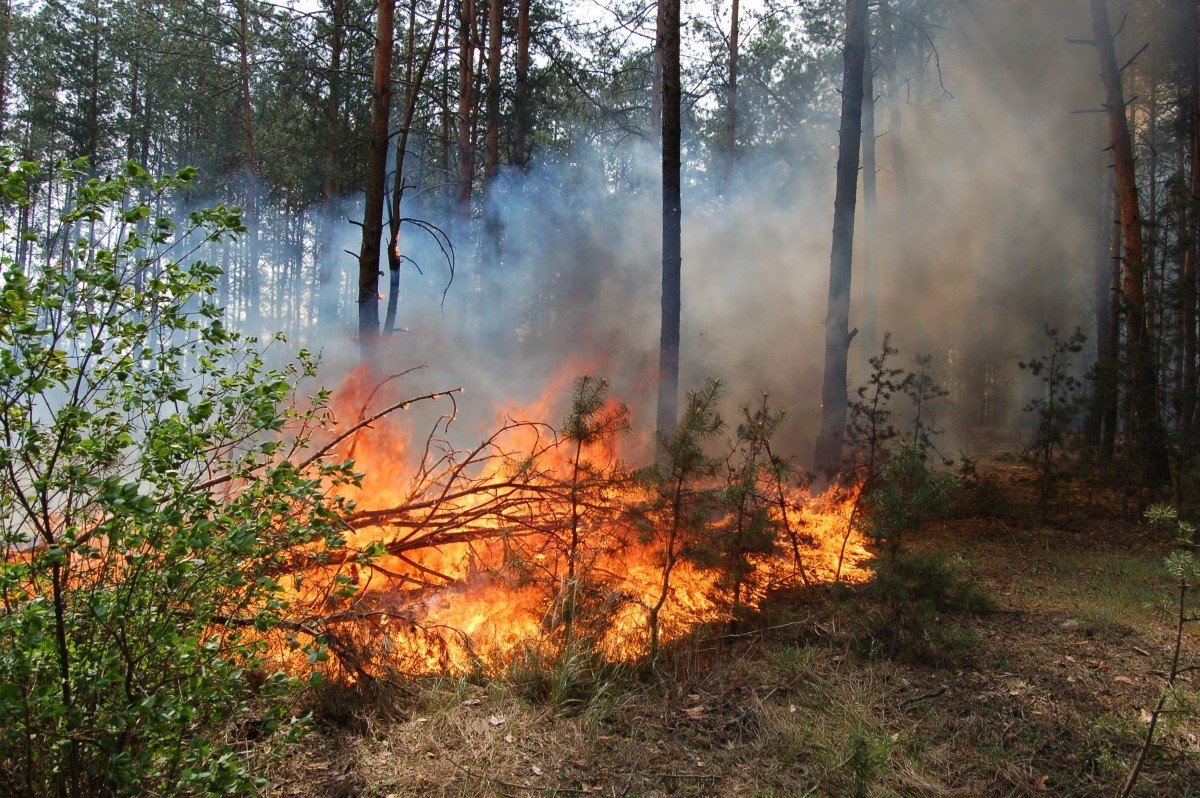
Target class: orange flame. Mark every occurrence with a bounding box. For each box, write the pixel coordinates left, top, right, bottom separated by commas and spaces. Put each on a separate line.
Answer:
279, 366, 870, 677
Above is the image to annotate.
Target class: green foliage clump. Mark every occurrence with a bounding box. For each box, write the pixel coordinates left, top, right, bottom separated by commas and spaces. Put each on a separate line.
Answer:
861, 442, 956, 562
0, 154, 356, 796
1019, 325, 1086, 514
858, 443, 991, 663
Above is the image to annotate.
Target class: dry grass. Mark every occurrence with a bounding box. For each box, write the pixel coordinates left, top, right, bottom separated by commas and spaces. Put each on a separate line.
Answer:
264, 456, 1200, 798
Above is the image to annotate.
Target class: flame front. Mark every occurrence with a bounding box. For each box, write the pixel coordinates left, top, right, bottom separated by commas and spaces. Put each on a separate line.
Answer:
278, 367, 870, 677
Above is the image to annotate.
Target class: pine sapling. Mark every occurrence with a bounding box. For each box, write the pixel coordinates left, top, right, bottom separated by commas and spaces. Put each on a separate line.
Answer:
1119, 505, 1199, 798
716, 394, 786, 631
905, 353, 950, 462
637, 379, 725, 668
1019, 325, 1085, 517
558, 375, 630, 647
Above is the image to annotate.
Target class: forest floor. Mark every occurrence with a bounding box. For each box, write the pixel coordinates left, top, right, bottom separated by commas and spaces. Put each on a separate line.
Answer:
265, 448, 1200, 798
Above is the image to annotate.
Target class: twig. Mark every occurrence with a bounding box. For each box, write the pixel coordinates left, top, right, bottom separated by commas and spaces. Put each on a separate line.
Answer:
900, 685, 948, 710
446, 757, 591, 794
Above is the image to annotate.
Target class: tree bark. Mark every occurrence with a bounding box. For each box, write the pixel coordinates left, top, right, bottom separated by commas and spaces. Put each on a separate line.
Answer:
723, 0, 739, 182
651, 0, 665, 139
236, 0, 260, 332
513, 0, 530, 169
318, 0, 346, 330
1104, 189, 1122, 460
1086, 176, 1118, 451
0, 0, 10, 140
1090, 0, 1171, 486
484, 0, 502, 184
656, 0, 682, 441
357, 0, 395, 358
813, 0, 869, 476
456, 0, 476, 219
861, 38, 877, 354
1182, 0, 1199, 438
481, 0, 503, 281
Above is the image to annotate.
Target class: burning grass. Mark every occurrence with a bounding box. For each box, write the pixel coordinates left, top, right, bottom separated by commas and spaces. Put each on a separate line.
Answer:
269, 367, 870, 679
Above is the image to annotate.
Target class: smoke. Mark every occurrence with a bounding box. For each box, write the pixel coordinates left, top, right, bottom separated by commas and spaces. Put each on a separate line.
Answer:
299, 0, 1109, 466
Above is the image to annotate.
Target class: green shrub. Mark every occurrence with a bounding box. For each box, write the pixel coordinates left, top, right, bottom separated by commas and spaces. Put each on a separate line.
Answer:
0, 155, 355, 796
857, 443, 991, 663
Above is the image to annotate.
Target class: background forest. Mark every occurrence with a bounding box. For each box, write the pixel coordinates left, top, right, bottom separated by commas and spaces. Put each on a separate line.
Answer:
2, 0, 1200, 796
3, 0, 1171, 446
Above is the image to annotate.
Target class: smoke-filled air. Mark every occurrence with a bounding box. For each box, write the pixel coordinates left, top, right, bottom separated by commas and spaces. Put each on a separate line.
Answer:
3, 0, 1200, 795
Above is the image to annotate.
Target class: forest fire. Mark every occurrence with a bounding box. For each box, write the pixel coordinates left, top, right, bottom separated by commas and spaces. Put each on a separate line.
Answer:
278, 366, 870, 677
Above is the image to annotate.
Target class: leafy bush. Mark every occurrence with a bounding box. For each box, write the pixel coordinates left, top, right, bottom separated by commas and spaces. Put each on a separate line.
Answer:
0, 155, 355, 796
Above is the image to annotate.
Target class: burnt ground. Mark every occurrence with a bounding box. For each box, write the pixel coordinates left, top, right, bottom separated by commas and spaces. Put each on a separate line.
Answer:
264, 452, 1200, 797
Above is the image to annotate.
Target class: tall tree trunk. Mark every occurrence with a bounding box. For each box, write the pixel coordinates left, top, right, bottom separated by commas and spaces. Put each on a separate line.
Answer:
861, 39, 878, 354
482, 0, 503, 283
0, 0, 10, 140
319, 0, 346, 329
1086, 170, 1115, 446
456, 0, 476, 219
484, 0, 502, 184
357, 0, 395, 358
813, 0, 869, 476
1104, 189, 1122, 460
723, 0, 739, 182
1090, 0, 1171, 486
878, 0, 907, 192
386, 0, 446, 335
655, 0, 682, 441
441, 13, 452, 202
1183, 0, 1199, 439
651, 0, 665, 139
86, 1, 101, 166
236, 0, 260, 333
513, 0, 530, 169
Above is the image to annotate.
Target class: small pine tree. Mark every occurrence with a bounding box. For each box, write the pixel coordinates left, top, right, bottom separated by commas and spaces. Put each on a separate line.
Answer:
635, 379, 725, 667
847, 333, 910, 485
905, 353, 950, 463
557, 375, 630, 647
706, 394, 787, 631
1019, 325, 1086, 515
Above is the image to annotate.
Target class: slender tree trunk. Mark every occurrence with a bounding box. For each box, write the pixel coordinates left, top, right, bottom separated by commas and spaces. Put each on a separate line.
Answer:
651, 0, 664, 139
814, 0, 869, 476
1104, 190, 1122, 460
319, 0, 346, 329
441, 14, 452, 202
1087, 173, 1116, 446
1183, 0, 1199, 438
385, 0, 446, 335
1146, 73, 1159, 350
723, 0, 739, 182
655, 0, 682, 441
236, 0, 260, 333
1091, 0, 1171, 486
482, 0, 503, 284
513, 0, 530, 169
484, 0, 502, 184
861, 39, 878, 354
878, 0, 907, 192
86, 2, 101, 166
456, 0, 476, 219
357, 0, 395, 358
0, 0, 10, 140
